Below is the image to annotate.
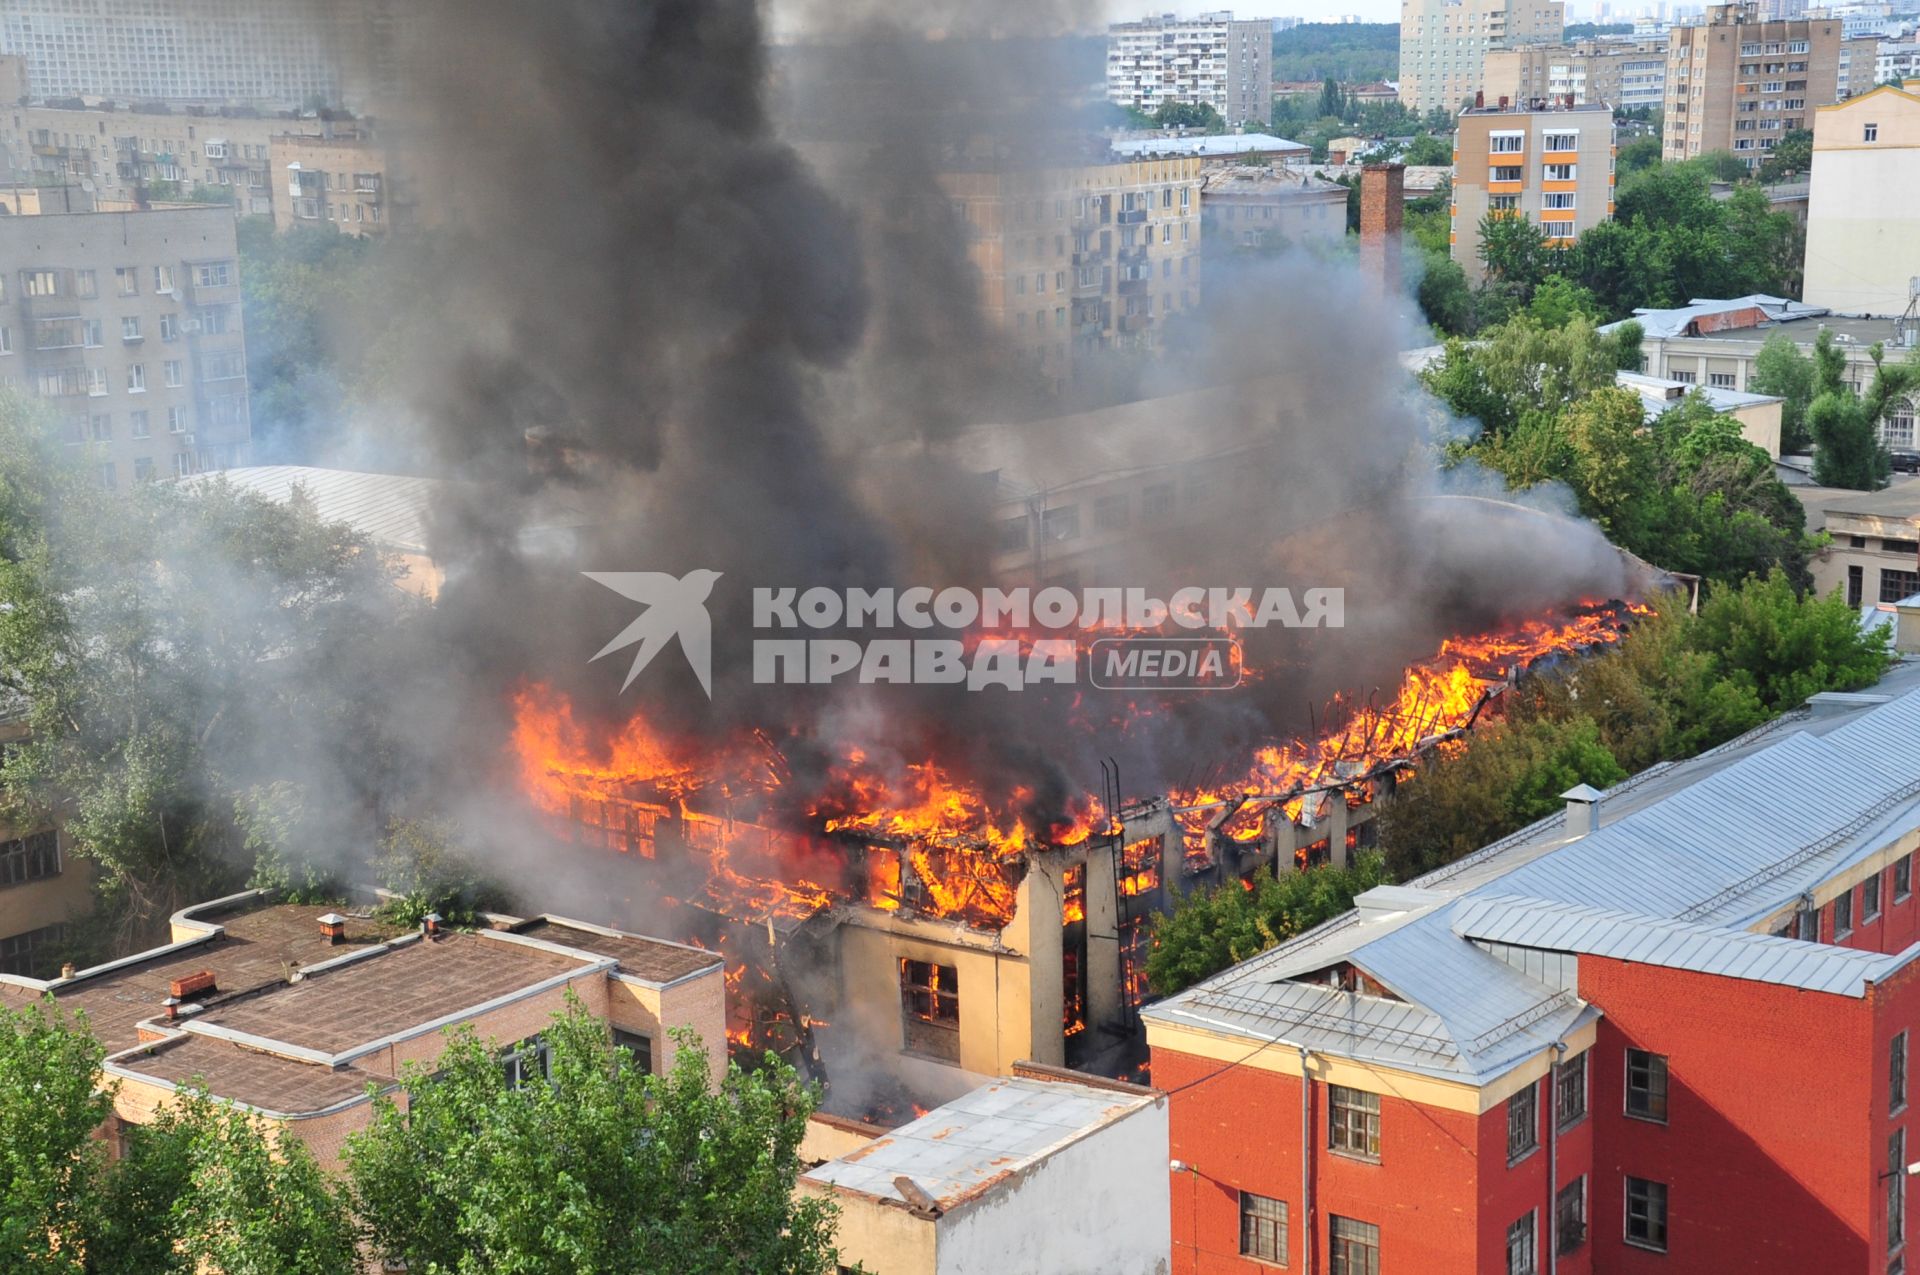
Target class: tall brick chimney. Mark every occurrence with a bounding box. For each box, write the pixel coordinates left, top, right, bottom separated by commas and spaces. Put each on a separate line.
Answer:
1358, 162, 1405, 296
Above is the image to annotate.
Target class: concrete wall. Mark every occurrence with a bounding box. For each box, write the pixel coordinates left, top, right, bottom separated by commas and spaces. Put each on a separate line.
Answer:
933, 1093, 1171, 1275
0, 827, 93, 969
1804, 87, 1920, 316
1452, 107, 1616, 282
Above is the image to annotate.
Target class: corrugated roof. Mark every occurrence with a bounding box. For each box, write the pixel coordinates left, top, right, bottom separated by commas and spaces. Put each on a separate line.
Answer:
1110, 133, 1307, 160
1453, 895, 1913, 997
1603, 295, 1826, 340
1148, 672, 1920, 1082
800, 1076, 1155, 1209
177, 466, 451, 551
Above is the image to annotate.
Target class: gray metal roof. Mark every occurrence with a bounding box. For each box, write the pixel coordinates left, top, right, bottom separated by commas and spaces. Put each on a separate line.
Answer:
1147, 668, 1920, 1083
800, 1076, 1155, 1209
1453, 895, 1915, 997
1603, 294, 1826, 340
178, 466, 449, 552
1110, 133, 1307, 160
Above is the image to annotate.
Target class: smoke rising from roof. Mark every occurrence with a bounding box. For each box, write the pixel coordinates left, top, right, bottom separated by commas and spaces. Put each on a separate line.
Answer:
285, 0, 1642, 904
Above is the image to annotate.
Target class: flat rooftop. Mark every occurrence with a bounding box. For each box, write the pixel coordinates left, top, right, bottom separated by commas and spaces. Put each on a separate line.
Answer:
114, 1034, 388, 1115
514, 919, 721, 984
189, 931, 589, 1057
802, 1076, 1157, 1211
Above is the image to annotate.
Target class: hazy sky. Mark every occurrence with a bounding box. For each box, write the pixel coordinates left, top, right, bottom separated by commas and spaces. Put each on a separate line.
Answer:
1103, 1, 1400, 25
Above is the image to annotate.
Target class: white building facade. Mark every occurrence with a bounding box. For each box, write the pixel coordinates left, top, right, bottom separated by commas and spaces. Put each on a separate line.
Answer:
1106, 11, 1274, 126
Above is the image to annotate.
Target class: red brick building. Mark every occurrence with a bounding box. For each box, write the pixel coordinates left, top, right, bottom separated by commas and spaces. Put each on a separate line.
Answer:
1148, 677, 1920, 1275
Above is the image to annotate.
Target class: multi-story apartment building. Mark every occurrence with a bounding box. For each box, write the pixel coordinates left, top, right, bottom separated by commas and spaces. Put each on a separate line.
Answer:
0, 207, 251, 486
1451, 100, 1616, 281
1662, 2, 1845, 170
1200, 165, 1349, 253
1106, 12, 1274, 126
0, 0, 347, 108
1151, 673, 1920, 1274
938, 157, 1205, 396
1482, 37, 1670, 109
1398, 0, 1567, 112
1804, 82, 1920, 317
1881, 42, 1920, 84
268, 131, 401, 237
1842, 36, 1883, 100
0, 103, 303, 216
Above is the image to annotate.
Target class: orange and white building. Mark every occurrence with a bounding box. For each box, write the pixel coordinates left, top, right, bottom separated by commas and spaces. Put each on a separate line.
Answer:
1450, 99, 1616, 283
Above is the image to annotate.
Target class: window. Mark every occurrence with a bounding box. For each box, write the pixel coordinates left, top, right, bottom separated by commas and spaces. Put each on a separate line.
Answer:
1507, 1211, 1537, 1275
114, 267, 137, 297
1544, 163, 1577, 181
1240, 1191, 1288, 1264
611, 1027, 654, 1076
1867, 123, 1880, 142
1557, 1051, 1588, 1129
1625, 1177, 1668, 1251
1894, 1129, 1908, 1252
1838, 889, 1856, 937
126, 364, 145, 393
82, 320, 102, 349
499, 1034, 551, 1089
1626, 1048, 1668, 1122
172, 453, 193, 479
198, 306, 232, 335
133, 457, 154, 483
1868, 873, 1884, 921
1492, 164, 1524, 182
24, 270, 59, 298
0, 328, 9, 356
167, 407, 188, 434
1330, 1086, 1381, 1159
1490, 194, 1519, 211
1894, 1032, 1913, 1119
121, 316, 141, 342
1671, 368, 1696, 385
0, 831, 58, 888
1509, 1083, 1539, 1162
195, 261, 233, 289
89, 414, 111, 443
201, 351, 244, 381
0, 922, 67, 978
164, 360, 184, 389
1329, 1216, 1380, 1275
996, 517, 1029, 554
96, 462, 116, 491
1491, 132, 1525, 152
901, 959, 959, 1061
1094, 493, 1130, 531
1040, 505, 1079, 542
1142, 482, 1175, 523
1544, 131, 1578, 150
153, 265, 176, 294
1556, 1178, 1587, 1254
1884, 571, 1920, 604
159, 314, 178, 342
1543, 192, 1576, 210
75, 269, 97, 299
1898, 856, 1912, 902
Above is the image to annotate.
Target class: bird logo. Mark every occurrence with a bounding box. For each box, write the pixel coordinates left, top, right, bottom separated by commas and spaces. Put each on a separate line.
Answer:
584, 570, 722, 698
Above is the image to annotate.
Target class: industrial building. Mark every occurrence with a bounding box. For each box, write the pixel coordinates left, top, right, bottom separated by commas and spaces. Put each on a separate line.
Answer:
1662, 2, 1846, 170
0, 206, 253, 484
0, 889, 727, 1167
1201, 164, 1350, 254
1151, 666, 1920, 1273
1799, 478, 1920, 608
1451, 99, 1616, 281
1105, 12, 1275, 127
1803, 81, 1920, 318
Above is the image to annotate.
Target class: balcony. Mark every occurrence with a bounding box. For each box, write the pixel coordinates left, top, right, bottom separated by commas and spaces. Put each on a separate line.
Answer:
1116, 208, 1148, 225
1118, 277, 1149, 297
1119, 313, 1153, 333
1071, 248, 1108, 267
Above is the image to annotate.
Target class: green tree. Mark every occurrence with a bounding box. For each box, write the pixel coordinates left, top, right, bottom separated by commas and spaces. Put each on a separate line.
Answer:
346, 996, 844, 1275
1691, 566, 1893, 711
1153, 100, 1225, 131
0, 392, 413, 946
371, 815, 505, 927
1318, 75, 1346, 120
1477, 211, 1556, 297
1400, 132, 1453, 165
1614, 138, 1663, 179
1420, 314, 1623, 438
172, 1092, 357, 1275
0, 998, 110, 1272
1525, 276, 1602, 329
1757, 128, 1814, 182
1146, 855, 1389, 997
1808, 332, 1918, 489
1749, 330, 1818, 452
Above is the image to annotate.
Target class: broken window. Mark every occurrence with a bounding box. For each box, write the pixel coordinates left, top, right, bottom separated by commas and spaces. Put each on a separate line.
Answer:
612, 1028, 654, 1076
1625, 1049, 1668, 1123
1239, 1191, 1287, 1263
1119, 837, 1162, 898
1555, 1178, 1586, 1254
900, 959, 960, 1062
1508, 1083, 1538, 1162
1556, 1051, 1587, 1129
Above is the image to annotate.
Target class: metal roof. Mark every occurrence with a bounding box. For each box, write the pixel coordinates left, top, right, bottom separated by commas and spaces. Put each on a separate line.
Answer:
1603, 295, 1826, 340
1453, 895, 1916, 997
177, 466, 449, 552
800, 1076, 1156, 1210
1110, 133, 1307, 160
1147, 669, 1920, 1083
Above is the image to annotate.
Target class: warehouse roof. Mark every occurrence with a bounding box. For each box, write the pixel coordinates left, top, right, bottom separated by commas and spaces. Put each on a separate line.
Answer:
178, 465, 449, 552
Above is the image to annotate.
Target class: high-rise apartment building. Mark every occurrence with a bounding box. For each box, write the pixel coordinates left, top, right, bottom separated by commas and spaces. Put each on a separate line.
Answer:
1482, 37, 1670, 110
1398, 0, 1566, 112
1840, 37, 1882, 100
0, 0, 347, 107
269, 132, 403, 237
1803, 82, 1920, 317
938, 158, 1205, 396
1662, 2, 1845, 170
1106, 12, 1274, 126
0, 207, 251, 487
1451, 100, 1616, 281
